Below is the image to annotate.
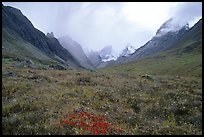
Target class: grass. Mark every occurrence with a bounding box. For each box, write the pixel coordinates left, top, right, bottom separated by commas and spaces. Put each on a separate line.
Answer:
2, 59, 202, 134
2, 26, 202, 134
100, 50, 202, 77
2, 28, 57, 65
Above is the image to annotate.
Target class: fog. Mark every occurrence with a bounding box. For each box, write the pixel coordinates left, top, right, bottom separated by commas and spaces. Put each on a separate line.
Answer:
3, 2, 202, 56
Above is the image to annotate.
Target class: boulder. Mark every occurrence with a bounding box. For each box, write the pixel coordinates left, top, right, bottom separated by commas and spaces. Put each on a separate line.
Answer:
12, 59, 35, 68
141, 74, 154, 81
3, 71, 16, 77
50, 64, 67, 70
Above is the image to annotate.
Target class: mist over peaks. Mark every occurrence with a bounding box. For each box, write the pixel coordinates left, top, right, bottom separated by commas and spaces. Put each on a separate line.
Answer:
120, 43, 136, 57
155, 18, 190, 37
99, 45, 117, 62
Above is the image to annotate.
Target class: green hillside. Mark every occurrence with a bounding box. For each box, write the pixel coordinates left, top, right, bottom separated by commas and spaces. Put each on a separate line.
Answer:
99, 20, 202, 78
2, 33, 202, 135
2, 28, 58, 66
99, 48, 201, 77
2, 10, 202, 135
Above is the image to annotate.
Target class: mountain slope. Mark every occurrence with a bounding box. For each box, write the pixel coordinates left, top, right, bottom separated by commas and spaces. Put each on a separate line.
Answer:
101, 18, 196, 68
126, 19, 190, 63
2, 5, 82, 68
99, 45, 117, 62
2, 28, 57, 65
58, 36, 94, 70
2, 5, 202, 135
87, 50, 102, 68
120, 44, 136, 57
99, 18, 202, 77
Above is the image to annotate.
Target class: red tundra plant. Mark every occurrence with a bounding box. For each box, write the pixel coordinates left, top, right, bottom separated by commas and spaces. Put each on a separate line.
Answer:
61, 111, 123, 135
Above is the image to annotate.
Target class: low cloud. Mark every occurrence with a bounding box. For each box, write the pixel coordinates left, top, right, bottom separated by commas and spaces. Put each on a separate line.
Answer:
172, 2, 202, 27
3, 2, 202, 55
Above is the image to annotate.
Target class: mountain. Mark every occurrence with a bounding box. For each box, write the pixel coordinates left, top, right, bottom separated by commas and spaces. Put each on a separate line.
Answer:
103, 18, 202, 77
2, 5, 82, 68
126, 18, 190, 62
2, 27, 57, 64
86, 45, 117, 68
101, 43, 136, 67
99, 46, 117, 62
101, 18, 193, 68
58, 35, 94, 70
87, 50, 102, 68
120, 43, 136, 57
46, 32, 55, 38
155, 18, 189, 37
2, 5, 202, 135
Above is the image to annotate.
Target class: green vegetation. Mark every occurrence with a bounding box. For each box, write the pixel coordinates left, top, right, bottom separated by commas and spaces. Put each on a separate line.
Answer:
2, 5, 202, 134
2, 53, 202, 135
2, 21, 202, 135
2, 28, 57, 65
101, 52, 201, 77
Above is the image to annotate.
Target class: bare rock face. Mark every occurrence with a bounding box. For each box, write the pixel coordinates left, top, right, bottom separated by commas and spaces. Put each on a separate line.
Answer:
155, 18, 189, 37
58, 35, 95, 70
46, 32, 54, 38
128, 19, 189, 61
100, 18, 201, 68
49, 64, 67, 70
10, 59, 35, 68
87, 51, 102, 68
2, 5, 82, 69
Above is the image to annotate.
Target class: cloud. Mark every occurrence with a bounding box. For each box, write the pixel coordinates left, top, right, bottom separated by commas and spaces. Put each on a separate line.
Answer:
61, 2, 159, 54
172, 2, 202, 27
2, 2, 202, 56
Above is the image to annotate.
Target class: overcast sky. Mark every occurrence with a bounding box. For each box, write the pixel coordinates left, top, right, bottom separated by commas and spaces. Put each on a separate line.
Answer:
3, 2, 202, 56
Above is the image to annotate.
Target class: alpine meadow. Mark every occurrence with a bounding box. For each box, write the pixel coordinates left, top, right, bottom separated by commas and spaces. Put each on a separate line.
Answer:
2, 3, 202, 135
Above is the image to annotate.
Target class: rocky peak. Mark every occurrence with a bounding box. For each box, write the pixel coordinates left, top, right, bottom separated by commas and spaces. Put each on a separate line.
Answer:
46, 32, 54, 38
99, 46, 117, 62
155, 18, 189, 37
120, 43, 136, 57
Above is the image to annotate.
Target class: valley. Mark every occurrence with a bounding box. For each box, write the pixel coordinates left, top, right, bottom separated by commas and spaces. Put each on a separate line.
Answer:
2, 4, 202, 135
2, 46, 202, 134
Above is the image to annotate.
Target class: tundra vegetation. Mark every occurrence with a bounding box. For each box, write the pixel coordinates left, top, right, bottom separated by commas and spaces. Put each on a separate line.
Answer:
2, 53, 202, 135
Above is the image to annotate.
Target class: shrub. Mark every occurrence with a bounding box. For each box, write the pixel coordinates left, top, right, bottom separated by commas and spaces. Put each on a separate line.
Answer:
61, 111, 123, 135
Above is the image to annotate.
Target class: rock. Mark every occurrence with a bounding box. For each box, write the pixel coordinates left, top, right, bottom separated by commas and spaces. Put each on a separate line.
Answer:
141, 74, 154, 81
123, 112, 137, 126
46, 32, 54, 38
12, 59, 35, 68
3, 71, 16, 77
109, 104, 120, 112
74, 107, 84, 113
49, 64, 67, 70
76, 72, 81, 76
141, 74, 162, 86
22, 60, 34, 66
190, 115, 202, 128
